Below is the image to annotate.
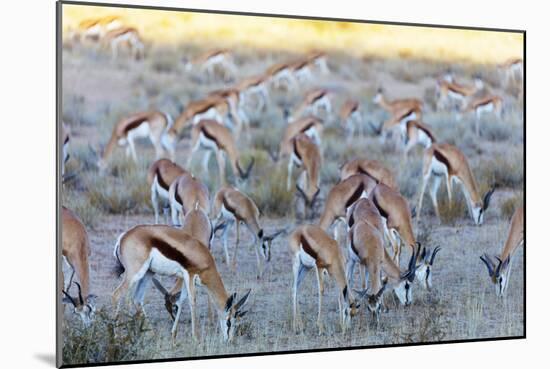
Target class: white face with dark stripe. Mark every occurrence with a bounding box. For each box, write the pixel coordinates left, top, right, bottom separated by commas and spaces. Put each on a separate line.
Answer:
394, 281, 412, 306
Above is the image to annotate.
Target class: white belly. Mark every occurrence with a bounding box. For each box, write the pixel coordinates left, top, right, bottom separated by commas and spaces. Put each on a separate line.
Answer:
417, 130, 432, 148
448, 91, 465, 101
193, 108, 220, 125
477, 103, 494, 114
198, 132, 218, 150
153, 177, 170, 200
149, 248, 185, 277
127, 122, 151, 140
430, 157, 448, 176
299, 248, 316, 268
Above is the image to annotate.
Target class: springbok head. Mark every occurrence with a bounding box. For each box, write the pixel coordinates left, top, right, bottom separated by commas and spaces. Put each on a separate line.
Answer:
356, 281, 387, 321
393, 245, 420, 306
415, 246, 442, 290
340, 286, 361, 332
61, 282, 96, 327
222, 289, 252, 342
472, 187, 495, 226
480, 253, 511, 297
258, 228, 287, 262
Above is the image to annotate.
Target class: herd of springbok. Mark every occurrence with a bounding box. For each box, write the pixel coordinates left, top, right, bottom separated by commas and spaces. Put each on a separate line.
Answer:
61, 16, 524, 343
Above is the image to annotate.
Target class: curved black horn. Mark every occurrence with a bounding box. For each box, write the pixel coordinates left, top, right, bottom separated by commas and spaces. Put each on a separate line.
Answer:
420, 246, 427, 262
310, 188, 321, 209
295, 184, 309, 203
480, 254, 495, 277
234, 289, 252, 311
152, 277, 170, 297
265, 228, 286, 242
224, 292, 237, 311
75, 282, 84, 305
430, 246, 442, 265
376, 281, 387, 299
483, 187, 495, 211
62, 290, 77, 307
238, 158, 255, 179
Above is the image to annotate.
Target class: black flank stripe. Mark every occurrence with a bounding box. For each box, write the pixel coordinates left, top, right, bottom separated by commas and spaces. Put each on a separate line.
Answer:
372, 194, 389, 219
433, 149, 451, 172
175, 182, 183, 209
345, 182, 365, 208
350, 230, 359, 257
152, 237, 192, 270
201, 126, 220, 147
348, 213, 355, 228
300, 235, 318, 261
64, 135, 70, 145
156, 168, 169, 191
293, 139, 302, 161
125, 117, 148, 133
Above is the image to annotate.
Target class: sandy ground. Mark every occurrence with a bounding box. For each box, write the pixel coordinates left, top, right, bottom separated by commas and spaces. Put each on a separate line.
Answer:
60, 39, 524, 364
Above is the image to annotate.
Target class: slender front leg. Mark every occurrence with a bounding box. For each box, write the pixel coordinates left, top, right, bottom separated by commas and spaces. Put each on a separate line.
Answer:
292, 256, 304, 332
345, 257, 356, 289
221, 221, 231, 264
151, 185, 160, 224
216, 150, 227, 186
232, 221, 240, 269
188, 276, 198, 341
287, 158, 294, 191
429, 174, 442, 220
417, 171, 431, 223
315, 266, 324, 335
128, 137, 138, 163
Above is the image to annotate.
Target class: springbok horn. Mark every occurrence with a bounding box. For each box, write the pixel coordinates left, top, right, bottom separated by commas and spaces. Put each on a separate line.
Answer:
410, 205, 417, 219
483, 187, 495, 211
376, 281, 387, 299
430, 246, 442, 265
420, 246, 427, 262
480, 254, 495, 277
238, 158, 255, 179
234, 289, 252, 311
353, 289, 369, 299
62, 290, 77, 307
224, 292, 237, 311
152, 277, 170, 297
265, 228, 286, 241
74, 282, 84, 305
295, 184, 309, 203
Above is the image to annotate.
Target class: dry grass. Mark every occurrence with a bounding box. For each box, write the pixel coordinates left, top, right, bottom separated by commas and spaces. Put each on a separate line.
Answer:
60, 17, 524, 366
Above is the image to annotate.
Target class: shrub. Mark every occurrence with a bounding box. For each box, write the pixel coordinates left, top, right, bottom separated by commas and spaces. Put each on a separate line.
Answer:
500, 193, 524, 220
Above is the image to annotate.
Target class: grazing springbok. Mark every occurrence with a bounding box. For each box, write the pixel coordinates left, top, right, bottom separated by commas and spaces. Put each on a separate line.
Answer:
436, 76, 483, 111
339, 99, 362, 139
279, 115, 323, 159
318, 174, 377, 241
462, 94, 504, 136
417, 143, 494, 225
287, 134, 322, 217
187, 120, 254, 185
264, 61, 299, 90
288, 89, 333, 122
168, 172, 210, 227
480, 206, 524, 297
403, 120, 437, 157
112, 223, 251, 341
147, 159, 188, 224
162, 97, 243, 157
211, 186, 285, 277
340, 158, 399, 191
372, 88, 423, 117
102, 26, 144, 60
61, 207, 96, 326
235, 74, 271, 114
347, 218, 419, 317
370, 183, 418, 265
501, 58, 523, 84
182, 49, 236, 80
97, 111, 172, 171
289, 224, 360, 333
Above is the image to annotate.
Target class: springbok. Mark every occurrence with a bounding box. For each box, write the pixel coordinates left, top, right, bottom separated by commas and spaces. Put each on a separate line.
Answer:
102, 26, 144, 60
318, 174, 377, 241
289, 224, 360, 333
61, 207, 96, 326
340, 158, 399, 191
187, 119, 254, 185
417, 143, 494, 225
211, 186, 285, 277
112, 224, 251, 341
147, 159, 187, 224
480, 206, 524, 297
97, 111, 172, 171
168, 172, 210, 227
287, 133, 322, 218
